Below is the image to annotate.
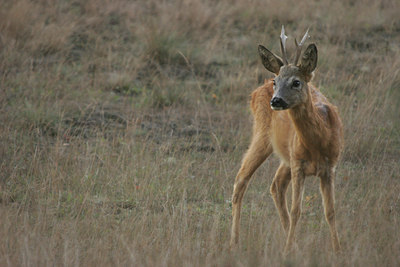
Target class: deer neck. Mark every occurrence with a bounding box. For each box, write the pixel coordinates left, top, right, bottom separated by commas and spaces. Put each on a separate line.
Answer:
288, 88, 327, 154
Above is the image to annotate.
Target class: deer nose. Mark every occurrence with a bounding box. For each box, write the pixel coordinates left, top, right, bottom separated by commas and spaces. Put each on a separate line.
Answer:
270, 97, 288, 110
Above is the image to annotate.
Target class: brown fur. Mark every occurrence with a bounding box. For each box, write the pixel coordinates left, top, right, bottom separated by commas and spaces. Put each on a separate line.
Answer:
230, 75, 343, 253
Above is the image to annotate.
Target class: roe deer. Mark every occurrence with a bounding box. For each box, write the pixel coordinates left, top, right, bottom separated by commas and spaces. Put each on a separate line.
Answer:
230, 26, 343, 254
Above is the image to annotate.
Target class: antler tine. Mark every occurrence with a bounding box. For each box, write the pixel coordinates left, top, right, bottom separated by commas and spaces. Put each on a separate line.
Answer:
279, 25, 288, 65
294, 28, 310, 65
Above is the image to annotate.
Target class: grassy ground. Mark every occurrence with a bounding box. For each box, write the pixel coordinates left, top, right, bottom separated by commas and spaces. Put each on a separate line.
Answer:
0, 0, 399, 266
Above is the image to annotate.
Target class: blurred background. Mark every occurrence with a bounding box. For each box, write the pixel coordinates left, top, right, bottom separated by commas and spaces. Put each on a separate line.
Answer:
0, 0, 399, 265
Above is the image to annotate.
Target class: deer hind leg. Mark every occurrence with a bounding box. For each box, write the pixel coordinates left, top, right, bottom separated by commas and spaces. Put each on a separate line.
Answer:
320, 168, 341, 252
230, 134, 272, 248
270, 163, 291, 234
284, 164, 305, 254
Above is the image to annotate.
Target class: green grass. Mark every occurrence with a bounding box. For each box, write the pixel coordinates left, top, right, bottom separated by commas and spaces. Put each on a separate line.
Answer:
0, 0, 400, 266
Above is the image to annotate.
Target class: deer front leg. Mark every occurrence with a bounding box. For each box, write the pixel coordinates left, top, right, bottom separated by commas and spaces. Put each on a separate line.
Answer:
270, 162, 291, 234
284, 163, 305, 254
320, 168, 341, 253
230, 134, 272, 248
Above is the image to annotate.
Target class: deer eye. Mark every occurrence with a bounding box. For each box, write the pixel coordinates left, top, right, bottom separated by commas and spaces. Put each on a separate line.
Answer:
273, 80, 276, 86
292, 80, 301, 87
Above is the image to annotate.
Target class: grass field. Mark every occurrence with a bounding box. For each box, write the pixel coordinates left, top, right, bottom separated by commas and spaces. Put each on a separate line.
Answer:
0, 0, 399, 266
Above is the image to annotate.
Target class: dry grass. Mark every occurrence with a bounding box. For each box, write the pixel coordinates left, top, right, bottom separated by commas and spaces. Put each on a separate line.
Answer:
0, 0, 399, 266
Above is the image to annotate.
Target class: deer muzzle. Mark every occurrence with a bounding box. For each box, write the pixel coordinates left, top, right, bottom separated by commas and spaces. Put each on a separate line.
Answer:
270, 97, 288, 110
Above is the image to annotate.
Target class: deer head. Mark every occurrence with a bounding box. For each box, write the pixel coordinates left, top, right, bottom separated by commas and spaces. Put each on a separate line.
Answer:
258, 26, 317, 110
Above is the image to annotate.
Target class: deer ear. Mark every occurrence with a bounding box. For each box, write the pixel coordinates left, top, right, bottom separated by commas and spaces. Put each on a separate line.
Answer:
258, 45, 283, 75
299, 43, 318, 74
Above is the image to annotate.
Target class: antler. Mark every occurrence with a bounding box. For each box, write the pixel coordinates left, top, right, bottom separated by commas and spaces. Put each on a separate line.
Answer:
294, 28, 310, 65
279, 25, 288, 65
